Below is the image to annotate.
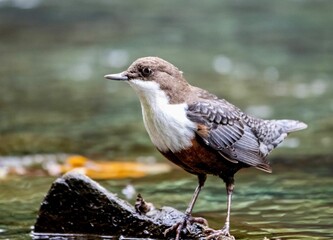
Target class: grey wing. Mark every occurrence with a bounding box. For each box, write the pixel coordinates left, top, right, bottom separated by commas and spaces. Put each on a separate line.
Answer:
187, 100, 272, 173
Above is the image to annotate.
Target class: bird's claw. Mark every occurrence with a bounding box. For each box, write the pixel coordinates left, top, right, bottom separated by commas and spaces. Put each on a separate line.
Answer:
163, 221, 184, 240
164, 214, 208, 240
204, 225, 235, 240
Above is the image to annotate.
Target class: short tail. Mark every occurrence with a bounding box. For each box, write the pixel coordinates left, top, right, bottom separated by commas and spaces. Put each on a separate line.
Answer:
276, 119, 308, 133
258, 119, 307, 157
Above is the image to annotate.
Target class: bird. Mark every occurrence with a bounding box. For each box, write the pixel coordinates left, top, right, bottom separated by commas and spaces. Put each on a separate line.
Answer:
104, 56, 307, 239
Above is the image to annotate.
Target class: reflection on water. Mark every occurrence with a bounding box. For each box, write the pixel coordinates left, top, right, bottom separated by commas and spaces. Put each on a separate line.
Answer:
33, 233, 117, 240
1, 159, 332, 240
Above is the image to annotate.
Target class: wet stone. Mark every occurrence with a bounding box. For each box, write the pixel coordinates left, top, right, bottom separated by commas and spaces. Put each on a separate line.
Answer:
33, 171, 235, 239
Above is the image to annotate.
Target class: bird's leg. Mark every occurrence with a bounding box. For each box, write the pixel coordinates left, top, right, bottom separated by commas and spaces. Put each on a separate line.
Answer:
205, 177, 235, 240
164, 174, 207, 240
185, 174, 206, 217
223, 181, 234, 235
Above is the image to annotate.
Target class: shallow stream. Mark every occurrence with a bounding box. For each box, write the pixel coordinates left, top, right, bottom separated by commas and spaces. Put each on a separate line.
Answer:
1, 157, 332, 240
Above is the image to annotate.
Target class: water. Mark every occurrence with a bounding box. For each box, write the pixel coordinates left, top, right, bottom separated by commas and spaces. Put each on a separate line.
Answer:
1, 0, 333, 239
0, 157, 332, 240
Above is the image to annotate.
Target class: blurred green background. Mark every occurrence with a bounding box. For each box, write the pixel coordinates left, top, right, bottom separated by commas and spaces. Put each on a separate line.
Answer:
1, 0, 332, 159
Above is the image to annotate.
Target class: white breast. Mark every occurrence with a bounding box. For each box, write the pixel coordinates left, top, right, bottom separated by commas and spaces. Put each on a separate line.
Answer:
128, 79, 196, 152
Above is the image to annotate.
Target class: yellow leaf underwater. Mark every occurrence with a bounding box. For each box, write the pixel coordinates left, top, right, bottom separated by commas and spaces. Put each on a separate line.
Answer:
60, 155, 172, 180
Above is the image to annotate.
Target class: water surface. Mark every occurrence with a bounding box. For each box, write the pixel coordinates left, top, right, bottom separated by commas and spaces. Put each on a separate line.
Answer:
1, 158, 332, 240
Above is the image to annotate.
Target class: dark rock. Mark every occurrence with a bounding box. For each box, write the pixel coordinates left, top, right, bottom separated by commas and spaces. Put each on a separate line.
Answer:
33, 171, 234, 240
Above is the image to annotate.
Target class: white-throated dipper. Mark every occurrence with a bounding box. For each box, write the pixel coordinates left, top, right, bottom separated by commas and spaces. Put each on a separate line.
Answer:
105, 57, 307, 239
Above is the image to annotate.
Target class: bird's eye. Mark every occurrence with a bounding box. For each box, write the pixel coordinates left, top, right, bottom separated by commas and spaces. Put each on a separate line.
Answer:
141, 67, 153, 77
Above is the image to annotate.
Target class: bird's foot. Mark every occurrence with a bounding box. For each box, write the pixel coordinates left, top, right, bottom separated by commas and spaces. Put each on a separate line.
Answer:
164, 214, 208, 240
204, 224, 235, 240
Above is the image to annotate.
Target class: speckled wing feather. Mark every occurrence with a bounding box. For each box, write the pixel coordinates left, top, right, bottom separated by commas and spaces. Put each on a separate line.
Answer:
186, 100, 272, 172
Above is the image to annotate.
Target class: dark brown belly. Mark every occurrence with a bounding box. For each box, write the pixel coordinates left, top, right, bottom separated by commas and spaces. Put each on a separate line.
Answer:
159, 137, 247, 178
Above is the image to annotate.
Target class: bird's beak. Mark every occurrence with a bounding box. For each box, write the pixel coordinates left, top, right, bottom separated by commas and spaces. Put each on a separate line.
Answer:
104, 72, 128, 81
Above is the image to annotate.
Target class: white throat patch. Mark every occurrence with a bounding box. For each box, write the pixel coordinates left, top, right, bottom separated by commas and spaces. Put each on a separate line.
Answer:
128, 79, 196, 152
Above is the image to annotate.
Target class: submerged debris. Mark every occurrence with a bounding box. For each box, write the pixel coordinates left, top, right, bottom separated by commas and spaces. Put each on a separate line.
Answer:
58, 155, 173, 179
0, 154, 172, 180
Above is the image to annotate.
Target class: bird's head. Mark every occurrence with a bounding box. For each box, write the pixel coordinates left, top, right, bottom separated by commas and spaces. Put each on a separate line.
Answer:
105, 57, 190, 103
